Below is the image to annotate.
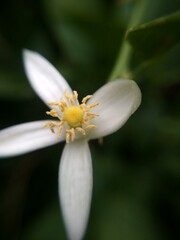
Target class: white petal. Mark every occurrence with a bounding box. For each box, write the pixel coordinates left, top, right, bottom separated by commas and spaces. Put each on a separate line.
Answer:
0, 121, 65, 157
59, 140, 92, 240
88, 79, 141, 139
23, 50, 72, 106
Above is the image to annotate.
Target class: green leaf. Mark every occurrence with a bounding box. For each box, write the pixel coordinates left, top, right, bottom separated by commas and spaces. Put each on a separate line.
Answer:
126, 11, 180, 59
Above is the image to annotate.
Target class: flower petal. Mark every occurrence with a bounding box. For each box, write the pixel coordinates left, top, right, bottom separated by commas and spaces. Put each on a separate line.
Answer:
59, 140, 92, 240
0, 121, 65, 157
88, 79, 141, 139
23, 50, 72, 106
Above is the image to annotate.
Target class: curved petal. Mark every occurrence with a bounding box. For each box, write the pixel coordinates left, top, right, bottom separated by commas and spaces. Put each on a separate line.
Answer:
88, 79, 141, 139
0, 121, 65, 157
23, 50, 72, 106
59, 140, 92, 240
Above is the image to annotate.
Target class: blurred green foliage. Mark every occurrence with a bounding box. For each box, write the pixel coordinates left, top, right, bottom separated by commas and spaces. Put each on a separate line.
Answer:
126, 11, 180, 60
0, 0, 180, 240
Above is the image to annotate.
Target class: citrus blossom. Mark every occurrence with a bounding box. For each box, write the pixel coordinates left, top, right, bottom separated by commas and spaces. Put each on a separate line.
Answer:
0, 50, 141, 240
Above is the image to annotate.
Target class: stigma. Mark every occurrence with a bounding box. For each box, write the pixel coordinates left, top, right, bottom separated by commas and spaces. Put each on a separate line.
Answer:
64, 106, 83, 127
44, 90, 99, 143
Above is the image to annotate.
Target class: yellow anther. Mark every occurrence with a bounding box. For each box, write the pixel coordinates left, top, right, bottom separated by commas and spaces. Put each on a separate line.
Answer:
66, 128, 75, 143
46, 109, 58, 117
76, 127, 86, 135
70, 96, 75, 105
85, 124, 96, 129
59, 102, 67, 112
86, 112, 98, 117
65, 90, 69, 99
87, 103, 99, 109
44, 122, 55, 133
73, 91, 78, 99
82, 95, 92, 104
48, 102, 59, 106
86, 113, 98, 120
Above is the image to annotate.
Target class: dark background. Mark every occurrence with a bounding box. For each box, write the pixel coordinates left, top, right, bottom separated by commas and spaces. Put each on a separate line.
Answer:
0, 0, 180, 239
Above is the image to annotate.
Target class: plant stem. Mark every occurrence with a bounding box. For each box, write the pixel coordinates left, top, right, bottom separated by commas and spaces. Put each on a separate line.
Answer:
108, 0, 149, 81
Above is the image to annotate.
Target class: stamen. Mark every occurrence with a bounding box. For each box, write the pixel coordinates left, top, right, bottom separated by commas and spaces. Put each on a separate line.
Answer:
98, 137, 104, 145
57, 125, 63, 137
44, 122, 55, 133
86, 113, 98, 119
86, 103, 99, 109
66, 132, 70, 143
65, 90, 69, 99
44, 90, 99, 143
76, 127, 86, 135
82, 95, 92, 104
66, 128, 75, 143
58, 102, 66, 112
85, 125, 96, 129
46, 109, 58, 117
48, 102, 59, 106
73, 91, 78, 99
81, 119, 88, 125
70, 96, 75, 105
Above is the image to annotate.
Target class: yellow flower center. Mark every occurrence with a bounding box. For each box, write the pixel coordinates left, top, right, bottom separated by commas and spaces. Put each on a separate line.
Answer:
44, 90, 99, 143
64, 106, 84, 127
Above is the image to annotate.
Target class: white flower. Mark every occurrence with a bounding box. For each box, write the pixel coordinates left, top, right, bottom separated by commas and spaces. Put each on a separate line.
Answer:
0, 50, 141, 240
